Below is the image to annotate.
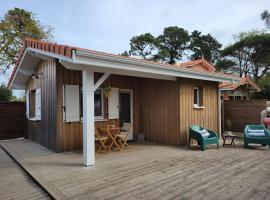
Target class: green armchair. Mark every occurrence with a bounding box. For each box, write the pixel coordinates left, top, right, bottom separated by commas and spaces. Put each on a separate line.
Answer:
244, 125, 270, 148
189, 125, 219, 151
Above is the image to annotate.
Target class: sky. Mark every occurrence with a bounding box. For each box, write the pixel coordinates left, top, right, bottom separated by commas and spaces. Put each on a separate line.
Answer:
0, 0, 269, 96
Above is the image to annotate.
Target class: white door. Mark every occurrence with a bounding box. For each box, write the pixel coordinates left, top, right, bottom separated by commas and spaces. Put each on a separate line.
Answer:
119, 89, 133, 140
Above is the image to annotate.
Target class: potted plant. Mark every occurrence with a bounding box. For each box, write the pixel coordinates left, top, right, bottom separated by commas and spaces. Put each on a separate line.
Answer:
104, 86, 112, 98
225, 119, 232, 135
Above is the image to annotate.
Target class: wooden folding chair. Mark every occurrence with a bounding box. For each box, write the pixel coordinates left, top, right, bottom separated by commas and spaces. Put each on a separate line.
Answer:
95, 128, 108, 153
117, 123, 132, 151
107, 127, 122, 152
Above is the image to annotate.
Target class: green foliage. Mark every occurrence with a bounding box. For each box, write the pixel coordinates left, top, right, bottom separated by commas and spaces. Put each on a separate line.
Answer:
221, 32, 270, 78
261, 10, 270, 29
0, 7, 53, 72
252, 75, 270, 100
189, 30, 222, 63
120, 51, 129, 57
129, 33, 158, 60
225, 119, 232, 131
215, 58, 236, 72
157, 26, 190, 64
124, 26, 222, 65
0, 84, 12, 101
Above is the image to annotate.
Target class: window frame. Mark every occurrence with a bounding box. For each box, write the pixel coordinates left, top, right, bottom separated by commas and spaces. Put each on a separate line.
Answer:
193, 87, 204, 109
94, 88, 105, 120
27, 88, 41, 121
193, 87, 200, 107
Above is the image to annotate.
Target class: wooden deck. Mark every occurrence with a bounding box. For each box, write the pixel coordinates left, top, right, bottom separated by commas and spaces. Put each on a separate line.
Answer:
1, 138, 270, 200
0, 147, 51, 200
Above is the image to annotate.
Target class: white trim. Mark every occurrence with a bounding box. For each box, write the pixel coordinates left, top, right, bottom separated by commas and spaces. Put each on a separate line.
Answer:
94, 73, 110, 91
75, 49, 240, 83
193, 87, 200, 107
94, 88, 104, 119
218, 89, 221, 136
82, 69, 95, 166
10, 47, 240, 90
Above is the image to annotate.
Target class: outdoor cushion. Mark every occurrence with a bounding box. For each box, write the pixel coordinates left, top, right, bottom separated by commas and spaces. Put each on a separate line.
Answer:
247, 129, 265, 137
199, 129, 210, 138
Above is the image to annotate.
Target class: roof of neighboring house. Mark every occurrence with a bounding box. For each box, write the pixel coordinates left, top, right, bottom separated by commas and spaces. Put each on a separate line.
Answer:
219, 77, 261, 91
175, 59, 216, 72
8, 38, 240, 89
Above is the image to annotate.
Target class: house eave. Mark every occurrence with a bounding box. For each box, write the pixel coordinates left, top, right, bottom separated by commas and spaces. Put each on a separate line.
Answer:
9, 47, 241, 90
75, 49, 240, 83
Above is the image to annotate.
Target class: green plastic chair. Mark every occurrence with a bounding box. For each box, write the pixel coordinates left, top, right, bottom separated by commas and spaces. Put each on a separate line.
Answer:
244, 125, 270, 149
189, 125, 219, 151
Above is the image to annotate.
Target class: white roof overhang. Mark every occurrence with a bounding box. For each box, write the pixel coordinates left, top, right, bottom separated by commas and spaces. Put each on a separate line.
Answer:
10, 47, 240, 90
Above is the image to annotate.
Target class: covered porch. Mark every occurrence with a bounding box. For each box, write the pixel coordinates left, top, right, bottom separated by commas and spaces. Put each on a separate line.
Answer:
59, 49, 230, 167
1, 138, 270, 200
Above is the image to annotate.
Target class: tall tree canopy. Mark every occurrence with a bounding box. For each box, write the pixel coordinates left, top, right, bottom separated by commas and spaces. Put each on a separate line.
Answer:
261, 10, 270, 29
0, 8, 53, 72
157, 26, 189, 64
0, 84, 12, 101
221, 32, 270, 79
124, 26, 221, 65
129, 33, 158, 60
189, 30, 222, 63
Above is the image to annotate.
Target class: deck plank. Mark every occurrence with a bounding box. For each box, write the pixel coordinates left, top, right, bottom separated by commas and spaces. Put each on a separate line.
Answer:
0, 147, 51, 200
1, 139, 270, 200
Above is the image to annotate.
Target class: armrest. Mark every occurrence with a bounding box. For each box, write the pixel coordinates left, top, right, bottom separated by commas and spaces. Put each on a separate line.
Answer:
264, 128, 270, 137
207, 129, 219, 138
244, 126, 249, 138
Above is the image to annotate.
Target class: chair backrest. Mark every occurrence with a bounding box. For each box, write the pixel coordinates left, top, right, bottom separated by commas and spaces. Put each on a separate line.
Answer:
95, 128, 102, 138
122, 123, 132, 132
246, 124, 265, 131
190, 125, 203, 132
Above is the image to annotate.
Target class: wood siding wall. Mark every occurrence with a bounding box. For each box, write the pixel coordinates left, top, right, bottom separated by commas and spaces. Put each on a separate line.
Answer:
223, 100, 267, 132
26, 61, 220, 152
26, 60, 57, 151
56, 63, 82, 152
0, 102, 25, 140
179, 78, 219, 145
55, 64, 142, 152
141, 79, 180, 145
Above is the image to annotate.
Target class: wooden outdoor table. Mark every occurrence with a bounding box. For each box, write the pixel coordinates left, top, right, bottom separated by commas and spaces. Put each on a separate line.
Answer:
221, 133, 237, 147
99, 127, 122, 152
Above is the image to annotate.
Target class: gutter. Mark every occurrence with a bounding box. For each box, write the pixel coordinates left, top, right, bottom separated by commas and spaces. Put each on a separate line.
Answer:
74, 49, 240, 83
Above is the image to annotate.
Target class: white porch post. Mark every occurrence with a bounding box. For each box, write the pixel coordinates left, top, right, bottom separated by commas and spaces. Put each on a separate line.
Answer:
82, 69, 95, 166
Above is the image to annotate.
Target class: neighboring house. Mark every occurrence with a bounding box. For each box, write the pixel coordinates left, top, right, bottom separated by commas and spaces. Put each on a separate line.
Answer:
8, 39, 238, 166
219, 77, 260, 100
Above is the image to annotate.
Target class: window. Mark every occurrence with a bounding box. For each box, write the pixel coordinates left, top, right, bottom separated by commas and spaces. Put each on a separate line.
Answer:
193, 87, 203, 108
27, 88, 41, 120
29, 90, 36, 118
94, 89, 104, 118
78, 88, 105, 121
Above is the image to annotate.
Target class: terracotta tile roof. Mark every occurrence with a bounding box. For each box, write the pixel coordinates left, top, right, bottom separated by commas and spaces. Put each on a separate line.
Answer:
219, 77, 261, 91
8, 38, 77, 87
8, 38, 239, 88
175, 59, 216, 72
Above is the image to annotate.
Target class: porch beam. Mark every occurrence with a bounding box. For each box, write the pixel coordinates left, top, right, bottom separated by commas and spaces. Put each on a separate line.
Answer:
82, 69, 95, 166
94, 73, 110, 91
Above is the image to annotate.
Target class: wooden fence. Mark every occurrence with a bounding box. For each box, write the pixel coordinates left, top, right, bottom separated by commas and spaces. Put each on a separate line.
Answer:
222, 100, 268, 132
0, 101, 25, 140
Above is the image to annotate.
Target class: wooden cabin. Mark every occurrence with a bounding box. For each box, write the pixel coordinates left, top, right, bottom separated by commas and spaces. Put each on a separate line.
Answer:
8, 39, 239, 166
219, 77, 260, 100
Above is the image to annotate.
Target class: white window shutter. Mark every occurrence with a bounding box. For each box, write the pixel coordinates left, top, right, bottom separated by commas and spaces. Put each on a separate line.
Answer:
35, 88, 41, 120
63, 85, 80, 122
108, 88, 119, 119
26, 91, 29, 118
